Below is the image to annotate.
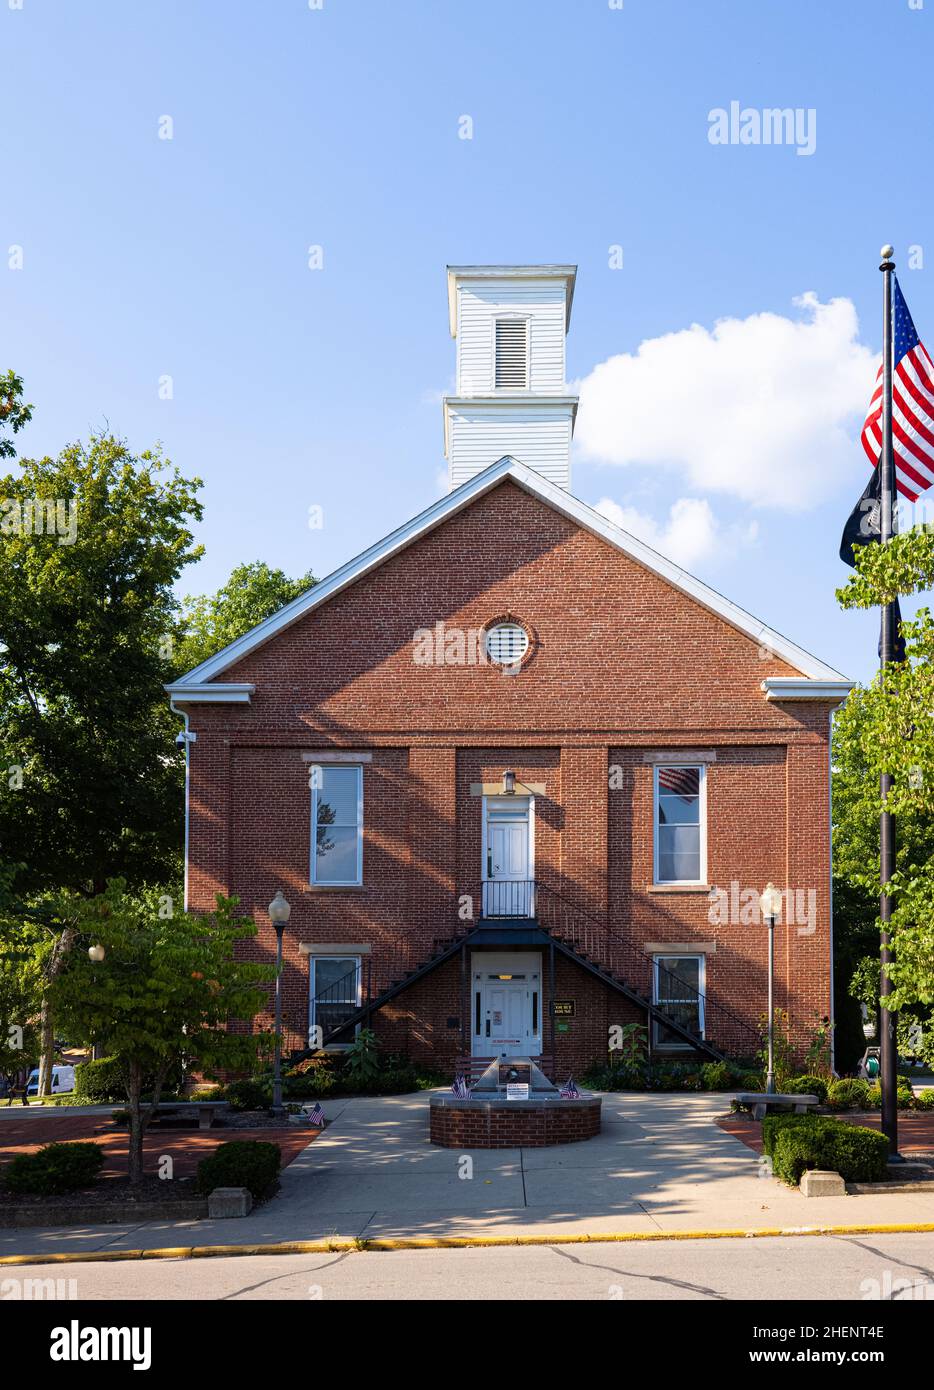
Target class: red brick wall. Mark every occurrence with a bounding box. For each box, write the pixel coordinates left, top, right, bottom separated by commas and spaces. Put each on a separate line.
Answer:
183, 480, 834, 1070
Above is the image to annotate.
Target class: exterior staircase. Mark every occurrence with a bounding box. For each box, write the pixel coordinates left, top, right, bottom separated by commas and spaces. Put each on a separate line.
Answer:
302, 881, 760, 1064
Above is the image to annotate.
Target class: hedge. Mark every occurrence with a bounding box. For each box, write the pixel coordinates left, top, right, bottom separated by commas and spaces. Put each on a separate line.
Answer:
763, 1114, 888, 1185
74, 1057, 128, 1103
196, 1141, 281, 1199
2, 1142, 104, 1195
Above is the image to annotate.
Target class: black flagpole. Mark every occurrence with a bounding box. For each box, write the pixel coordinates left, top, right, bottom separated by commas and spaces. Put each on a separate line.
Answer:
878, 244, 902, 1160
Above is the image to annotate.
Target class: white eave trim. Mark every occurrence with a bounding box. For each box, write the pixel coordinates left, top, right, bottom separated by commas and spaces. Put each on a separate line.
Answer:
169, 456, 851, 689
446, 265, 578, 336
761, 678, 853, 704
442, 395, 579, 457
164, 682, 255, 704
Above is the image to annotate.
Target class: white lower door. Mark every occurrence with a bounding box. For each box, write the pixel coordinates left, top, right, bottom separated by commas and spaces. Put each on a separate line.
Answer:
472, 953, 541, 1057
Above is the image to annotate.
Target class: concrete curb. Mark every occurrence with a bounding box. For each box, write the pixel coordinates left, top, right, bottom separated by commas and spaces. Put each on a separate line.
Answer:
3, 1222, 934, 1265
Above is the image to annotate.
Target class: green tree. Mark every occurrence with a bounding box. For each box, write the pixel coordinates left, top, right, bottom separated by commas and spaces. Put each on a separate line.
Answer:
0, 371, 33, 459
51, 883, 273, 1183
175, 560, 316, 674
0, 433, 203, 895
836, 526, 934, 1026
0, 919, 43, 1094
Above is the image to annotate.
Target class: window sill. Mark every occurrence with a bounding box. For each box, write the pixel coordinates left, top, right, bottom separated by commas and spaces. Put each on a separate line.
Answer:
302, 884, 367, 894
646, 884, 711, 894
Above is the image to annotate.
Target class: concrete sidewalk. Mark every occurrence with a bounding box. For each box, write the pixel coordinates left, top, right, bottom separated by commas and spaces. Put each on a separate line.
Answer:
3, 1090, 934, 1260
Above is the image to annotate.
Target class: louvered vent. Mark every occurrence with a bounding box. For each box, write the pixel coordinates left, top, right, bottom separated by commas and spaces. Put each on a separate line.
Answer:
485, 623, 529, 665
494, 318, 529, 389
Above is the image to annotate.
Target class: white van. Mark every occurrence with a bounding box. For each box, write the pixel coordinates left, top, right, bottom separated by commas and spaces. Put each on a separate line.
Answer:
26, 1065, 76, 1096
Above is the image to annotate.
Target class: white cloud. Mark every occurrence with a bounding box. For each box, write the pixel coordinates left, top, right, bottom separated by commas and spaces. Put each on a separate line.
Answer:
594, 495, 757, 570
575, 293, 875, 509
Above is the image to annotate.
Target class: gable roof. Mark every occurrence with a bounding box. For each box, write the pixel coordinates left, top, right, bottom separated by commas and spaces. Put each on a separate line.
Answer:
166, 456, 852, 704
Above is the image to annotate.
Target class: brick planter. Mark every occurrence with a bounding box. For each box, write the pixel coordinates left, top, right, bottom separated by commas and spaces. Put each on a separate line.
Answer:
429, 1095, 601, 1148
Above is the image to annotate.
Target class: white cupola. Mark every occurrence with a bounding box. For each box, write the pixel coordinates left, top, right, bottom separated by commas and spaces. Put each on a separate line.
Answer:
443, 265, 579, 492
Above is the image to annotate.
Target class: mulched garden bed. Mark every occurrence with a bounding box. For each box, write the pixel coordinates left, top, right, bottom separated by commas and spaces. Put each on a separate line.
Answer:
0, 1174, 202, 1211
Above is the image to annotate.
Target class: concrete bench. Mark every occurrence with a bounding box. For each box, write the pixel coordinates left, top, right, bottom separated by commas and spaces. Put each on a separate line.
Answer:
141, 1101, 230, 1131
736, 1092, 820, 1122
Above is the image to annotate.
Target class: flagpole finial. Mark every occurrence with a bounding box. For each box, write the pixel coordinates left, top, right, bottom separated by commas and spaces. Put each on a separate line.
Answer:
880, 244, 895, 264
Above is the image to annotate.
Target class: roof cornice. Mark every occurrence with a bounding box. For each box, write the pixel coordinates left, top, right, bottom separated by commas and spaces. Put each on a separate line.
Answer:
446, 265, 578, 336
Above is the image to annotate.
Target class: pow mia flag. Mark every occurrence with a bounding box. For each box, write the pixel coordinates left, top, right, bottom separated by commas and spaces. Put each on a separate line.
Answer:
839, 463, 907, 661
840, 463, 882, 567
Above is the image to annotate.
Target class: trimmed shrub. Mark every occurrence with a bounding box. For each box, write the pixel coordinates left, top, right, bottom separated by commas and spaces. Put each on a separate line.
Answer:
784, 1075, 829, 1104
196, 1140, 281, 1199
224, 1078, 271, 1112
739, 1071, 764, 1091
766, 1114, 888, 1185
828, 1124, 889, 1183
74, 1057, 127, 1103
916, 1088, 934, 1110
74, 1057, 183, 1104
827, 1078, 873, 1111
2, 1141, 104, 1195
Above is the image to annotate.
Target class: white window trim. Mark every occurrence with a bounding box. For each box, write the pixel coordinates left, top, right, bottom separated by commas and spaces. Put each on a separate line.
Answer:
653, 762, 707, 886
491, 314, 531, 391
652, 952, 706, 1050
310, 764, 364, 886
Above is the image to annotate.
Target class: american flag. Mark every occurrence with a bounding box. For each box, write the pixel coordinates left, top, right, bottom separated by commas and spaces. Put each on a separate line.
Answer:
657, 767, 699, 798
306, 1102, 326, 1126
451, 1074, 471, 1098
560, 1077, 581, 1099
861, 276, 934, 502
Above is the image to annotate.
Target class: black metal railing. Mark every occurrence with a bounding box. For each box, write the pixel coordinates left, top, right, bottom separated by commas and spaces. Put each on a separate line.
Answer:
481, 879, 536, 919
532, 881, 760, 1060
307, 961, 371, 1047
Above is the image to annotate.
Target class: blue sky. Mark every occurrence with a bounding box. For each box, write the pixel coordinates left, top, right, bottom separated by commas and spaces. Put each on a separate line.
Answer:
3, 0, 932, 682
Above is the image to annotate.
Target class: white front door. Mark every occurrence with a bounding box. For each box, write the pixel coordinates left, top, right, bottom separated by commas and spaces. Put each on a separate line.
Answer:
472, 953, 541, 1057
484, 796, 533, 917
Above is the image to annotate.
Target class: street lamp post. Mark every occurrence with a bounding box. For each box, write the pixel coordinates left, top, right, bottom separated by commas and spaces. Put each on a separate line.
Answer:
267, 890, 292, 1114
759, 883, 783, 1095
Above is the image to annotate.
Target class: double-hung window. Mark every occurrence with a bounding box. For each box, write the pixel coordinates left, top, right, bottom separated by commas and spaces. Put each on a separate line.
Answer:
310, 765, 363, 885
654, 764, 705, 884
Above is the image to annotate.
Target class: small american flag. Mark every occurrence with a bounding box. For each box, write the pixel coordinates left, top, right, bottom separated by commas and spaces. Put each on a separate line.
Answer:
560, 1077, 580, 1099
306, 1102, 326, 1126
658, 766, 699, 798
451, 1074, 471, 1098
861, 276, 934, 502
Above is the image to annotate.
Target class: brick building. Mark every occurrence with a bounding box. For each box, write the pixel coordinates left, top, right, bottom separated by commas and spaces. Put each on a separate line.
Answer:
167, 265, 851, 1078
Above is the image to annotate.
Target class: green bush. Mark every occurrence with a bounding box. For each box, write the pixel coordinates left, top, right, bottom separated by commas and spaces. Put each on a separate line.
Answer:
866, 1082, 915, 1110
827, 1077, 873, 1111
224, 1078, 271, 1112
699, 1061, 732, 1091
74, 1056, 183, 1104
784, 1075, 829, 1104
283, 1069, 335, 1099
196, 1140, 281, 1199
739, 1070, 764, 1091
828, 1124, 889, 1183
74, 1057, 128, 1103
2, 1141, 105, 1195
916, 1088, 934, 1110
765, 1114, 888, 1186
